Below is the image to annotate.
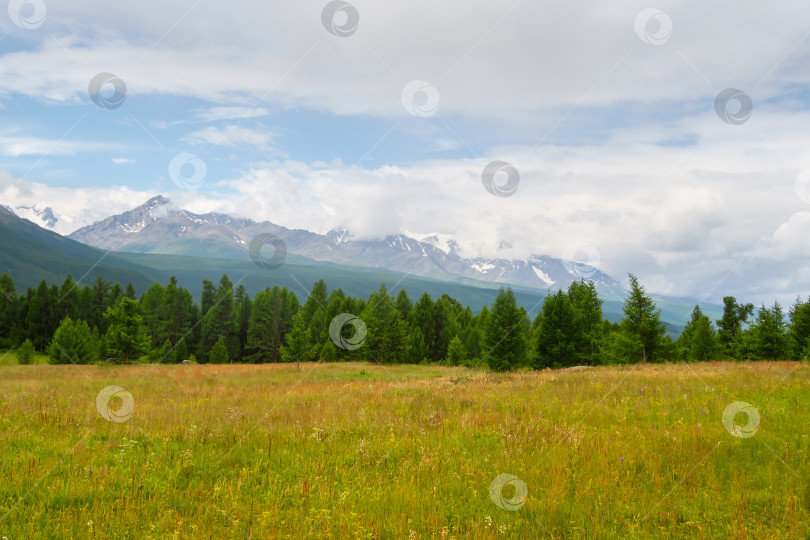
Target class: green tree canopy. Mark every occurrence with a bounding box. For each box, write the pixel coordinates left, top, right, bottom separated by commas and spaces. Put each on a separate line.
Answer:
104, 297, 150, 364
49, 317, 94, 365
484, 287, 528, 372
280, 311, 314, 370
618, 274, 669, 363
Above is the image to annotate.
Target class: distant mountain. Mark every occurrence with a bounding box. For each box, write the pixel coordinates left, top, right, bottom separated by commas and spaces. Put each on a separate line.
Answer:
0, 203, 550, 318
69, 196, 624, 297
12, 203, 59, 230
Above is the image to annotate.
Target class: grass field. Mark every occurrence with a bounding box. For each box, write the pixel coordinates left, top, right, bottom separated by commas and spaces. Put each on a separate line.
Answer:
0, 360, 808, 538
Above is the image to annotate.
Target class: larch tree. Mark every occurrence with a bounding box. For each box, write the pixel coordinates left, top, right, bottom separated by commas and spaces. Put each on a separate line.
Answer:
619, 274, 668, 363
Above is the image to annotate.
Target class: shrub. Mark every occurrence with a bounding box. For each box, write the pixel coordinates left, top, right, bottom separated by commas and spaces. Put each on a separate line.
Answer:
210, 337, 229, 364
17, 339, 35, 365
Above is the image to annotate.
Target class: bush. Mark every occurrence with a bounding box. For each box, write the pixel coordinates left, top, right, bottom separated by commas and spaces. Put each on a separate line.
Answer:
445, 336, 467, 366
210, 337, 229, 364
319, 340, 337, 362
17, 339, 35, 365
49, 317, 94, 365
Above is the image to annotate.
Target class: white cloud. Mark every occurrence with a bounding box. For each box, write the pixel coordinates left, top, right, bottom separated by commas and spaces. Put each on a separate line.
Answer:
0, 2, 807, 117
192, 107, 272, 122
182, 125, 277, 149
754, 212, 810, 261
0, 135, 113, 157
0, 172, 156, 234
112, 157, 135, 164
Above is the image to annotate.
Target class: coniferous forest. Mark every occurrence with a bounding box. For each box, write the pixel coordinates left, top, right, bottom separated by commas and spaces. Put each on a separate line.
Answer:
1, 272, 808, 368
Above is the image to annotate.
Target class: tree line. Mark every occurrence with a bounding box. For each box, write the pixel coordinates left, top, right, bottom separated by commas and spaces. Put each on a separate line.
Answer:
0, 272, 808, 369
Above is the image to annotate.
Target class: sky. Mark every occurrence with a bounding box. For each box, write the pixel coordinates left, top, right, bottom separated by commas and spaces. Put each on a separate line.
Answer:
1, 0, 810, 305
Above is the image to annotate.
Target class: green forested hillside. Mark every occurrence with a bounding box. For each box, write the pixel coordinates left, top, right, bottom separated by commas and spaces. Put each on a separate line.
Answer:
0, 206, 154, 290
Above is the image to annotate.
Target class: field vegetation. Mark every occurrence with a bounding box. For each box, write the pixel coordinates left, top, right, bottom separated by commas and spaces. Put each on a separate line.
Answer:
1, 361, 808, 538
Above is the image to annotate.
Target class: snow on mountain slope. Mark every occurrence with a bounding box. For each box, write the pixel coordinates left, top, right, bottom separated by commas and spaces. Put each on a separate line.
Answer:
532, 265, 556, 286
13, 204, 59, 230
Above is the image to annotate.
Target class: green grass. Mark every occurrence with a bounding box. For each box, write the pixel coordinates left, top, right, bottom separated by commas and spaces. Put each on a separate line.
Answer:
1, 361, 808, 538
0, 349, 49, 365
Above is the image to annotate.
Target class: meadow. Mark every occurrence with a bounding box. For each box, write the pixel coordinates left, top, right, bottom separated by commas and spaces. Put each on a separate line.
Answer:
0, 356, 808, 538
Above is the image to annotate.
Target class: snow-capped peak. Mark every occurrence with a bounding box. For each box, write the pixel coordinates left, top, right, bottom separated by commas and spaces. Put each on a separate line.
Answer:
14, 204, 59, 229
409, 232, 459, 255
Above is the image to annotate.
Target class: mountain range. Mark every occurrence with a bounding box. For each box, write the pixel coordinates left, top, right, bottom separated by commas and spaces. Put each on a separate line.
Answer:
67, 196, 625, 299
0, 203, 552, 317
1, 197, 724, 334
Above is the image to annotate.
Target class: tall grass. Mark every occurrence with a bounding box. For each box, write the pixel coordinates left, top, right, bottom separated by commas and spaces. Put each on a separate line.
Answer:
0, 362, 807, 538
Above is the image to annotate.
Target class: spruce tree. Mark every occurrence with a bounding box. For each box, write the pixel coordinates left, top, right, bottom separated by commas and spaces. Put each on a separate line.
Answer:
0, 274, 18, 348
716, 296, 755, 358
751, 301, 790, 360
280, 311, 314, 370
198, 275, 238, 362
175, 337, 189, 363
209, 336, 229, 364
788, 296, 810, 359
535, 290, 577, 368
446, 335, 467, 366
104, 297, 150, 364
26, 280, 55, 351
17, 338, 35, 365
483, 287, 528, 371
619, 274, 668, 363
49, 317, 94, 365
567, 279, 604, 365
